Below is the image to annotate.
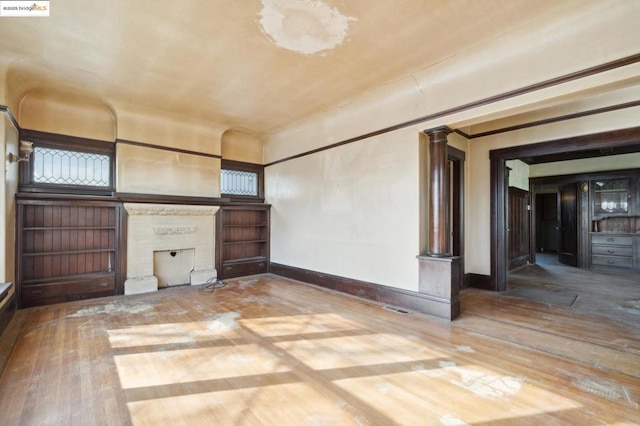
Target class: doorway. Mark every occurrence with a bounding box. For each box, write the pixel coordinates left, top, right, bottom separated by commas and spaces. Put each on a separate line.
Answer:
531, 184, 579, 268
489, 126, 640, 292
535, 192, 559, 255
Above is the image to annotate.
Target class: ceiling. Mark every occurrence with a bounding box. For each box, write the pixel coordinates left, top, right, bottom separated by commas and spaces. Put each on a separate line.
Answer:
0, 0, 608, 134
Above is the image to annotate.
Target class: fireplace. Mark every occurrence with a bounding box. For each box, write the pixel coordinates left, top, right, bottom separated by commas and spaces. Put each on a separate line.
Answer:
123, 203, 219, 295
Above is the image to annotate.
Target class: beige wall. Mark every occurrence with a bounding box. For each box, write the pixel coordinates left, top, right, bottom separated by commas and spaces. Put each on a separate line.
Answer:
3, 89, 230, 198
1, 111, 19, 309
221, 129, 263, 164
114, 106, 225, 197
117, 143, 221, 197
267, 126, 422, 291
19, 89, 117, 141
266, 124, 474, 291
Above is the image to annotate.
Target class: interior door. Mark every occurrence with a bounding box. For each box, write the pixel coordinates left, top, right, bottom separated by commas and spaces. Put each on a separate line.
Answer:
508, 187, 530, 269
558, 183, 578, 266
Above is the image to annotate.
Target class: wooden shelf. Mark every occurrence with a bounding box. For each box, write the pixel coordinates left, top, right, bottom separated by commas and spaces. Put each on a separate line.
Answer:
23, 271, 116, 285
24, 226, 116, 231
223, 240, 267, 245
223, 256, 267, 265
594, 188, 628, 193
23, 249, 116, 257
216, 205, 270, 279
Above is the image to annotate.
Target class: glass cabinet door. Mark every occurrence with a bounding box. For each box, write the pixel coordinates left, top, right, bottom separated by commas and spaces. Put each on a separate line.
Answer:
592, 178, 630, 217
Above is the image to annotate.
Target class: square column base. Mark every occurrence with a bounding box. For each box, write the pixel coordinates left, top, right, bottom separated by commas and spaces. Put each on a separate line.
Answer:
416, 255, 461, 320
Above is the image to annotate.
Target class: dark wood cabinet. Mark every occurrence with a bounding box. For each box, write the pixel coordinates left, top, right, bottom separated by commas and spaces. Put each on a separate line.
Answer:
16, 199, 123, 307
589, 171, 640, 272
216, 204, 270, 279
590, 233, 637, 271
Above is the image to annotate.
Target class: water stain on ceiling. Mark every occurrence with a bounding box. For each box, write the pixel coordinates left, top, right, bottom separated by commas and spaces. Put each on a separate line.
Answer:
259, 0, 355, 55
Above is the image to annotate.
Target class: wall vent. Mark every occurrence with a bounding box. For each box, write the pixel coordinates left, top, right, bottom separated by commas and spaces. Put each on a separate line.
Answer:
382, 305, 412, 315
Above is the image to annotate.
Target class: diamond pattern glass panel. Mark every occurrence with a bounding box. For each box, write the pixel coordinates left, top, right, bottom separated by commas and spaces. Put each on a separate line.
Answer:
221, 169, 258, 196
33, 147, 111, 187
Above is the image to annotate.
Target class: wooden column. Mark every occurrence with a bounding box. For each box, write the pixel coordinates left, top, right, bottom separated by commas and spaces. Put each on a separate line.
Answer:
426, 126, 452, 257
417, 126, 460, 320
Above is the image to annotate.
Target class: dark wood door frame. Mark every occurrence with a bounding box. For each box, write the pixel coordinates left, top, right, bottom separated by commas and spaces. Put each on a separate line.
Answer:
449, 146, 465, 267
489, 126, 640, 292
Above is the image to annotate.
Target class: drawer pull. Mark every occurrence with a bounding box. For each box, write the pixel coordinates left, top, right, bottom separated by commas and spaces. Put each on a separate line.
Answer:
607, 238, 614, 242
607, 260, 615, 264
258, 263, 264, 267
31, 290, 42, 296
99, 282, 109, 287
607, 249, 615, 254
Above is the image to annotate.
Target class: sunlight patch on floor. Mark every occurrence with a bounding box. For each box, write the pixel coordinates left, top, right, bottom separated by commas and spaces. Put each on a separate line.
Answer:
114, 343, 289, 389
239, 313, 364, 337
274, 333, 446, 370
333, 365, 583, 424
108, 315, 242, 348
127, 382, 368, 426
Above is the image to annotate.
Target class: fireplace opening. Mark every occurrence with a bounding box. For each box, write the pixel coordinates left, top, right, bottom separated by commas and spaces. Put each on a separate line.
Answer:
153, 249, 195, 288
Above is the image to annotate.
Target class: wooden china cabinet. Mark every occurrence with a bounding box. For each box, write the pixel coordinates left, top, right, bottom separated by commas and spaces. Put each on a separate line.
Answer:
589, 172, 640, 273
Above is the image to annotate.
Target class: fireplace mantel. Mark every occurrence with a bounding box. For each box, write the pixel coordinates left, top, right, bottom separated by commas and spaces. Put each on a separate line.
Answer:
124, 203, 219, 295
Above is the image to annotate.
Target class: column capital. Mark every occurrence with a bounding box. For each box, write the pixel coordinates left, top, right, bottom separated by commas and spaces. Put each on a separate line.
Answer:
423, 126, 453, 141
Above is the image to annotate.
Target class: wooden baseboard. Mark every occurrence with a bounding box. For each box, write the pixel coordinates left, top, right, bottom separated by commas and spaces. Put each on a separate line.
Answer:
508, 255, 529, 271
465, 273, 494, 290
270, 263, 455, 317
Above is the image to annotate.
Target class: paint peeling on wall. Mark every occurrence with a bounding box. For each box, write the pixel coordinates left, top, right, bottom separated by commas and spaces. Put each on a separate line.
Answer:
259, 0, 355, 55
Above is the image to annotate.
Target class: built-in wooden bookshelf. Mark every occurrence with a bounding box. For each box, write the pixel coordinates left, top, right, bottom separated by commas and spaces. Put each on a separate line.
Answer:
216, 204, 270, 279
16, 200, 121, 307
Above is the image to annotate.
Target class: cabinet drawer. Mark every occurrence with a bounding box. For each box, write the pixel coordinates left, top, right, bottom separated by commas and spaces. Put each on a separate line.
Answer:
592, 255, 633, 269
21, 276, 115, 307
222, 259, 267, 278
591, 246, 633, 257
591, 235, 633, 246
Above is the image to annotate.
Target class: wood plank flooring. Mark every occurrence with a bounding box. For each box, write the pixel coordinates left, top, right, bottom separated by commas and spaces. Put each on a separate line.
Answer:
0, 273, 639, 425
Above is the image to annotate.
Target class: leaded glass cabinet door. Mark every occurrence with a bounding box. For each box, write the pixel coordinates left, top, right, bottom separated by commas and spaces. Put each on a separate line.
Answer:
592, 178, 631, 218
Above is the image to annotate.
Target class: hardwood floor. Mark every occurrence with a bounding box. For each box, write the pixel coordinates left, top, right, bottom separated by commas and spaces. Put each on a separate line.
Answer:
508, 252, 640, 325
0, 273, 638, 425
